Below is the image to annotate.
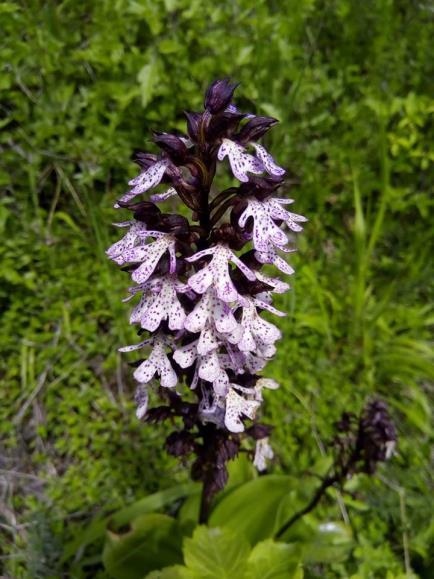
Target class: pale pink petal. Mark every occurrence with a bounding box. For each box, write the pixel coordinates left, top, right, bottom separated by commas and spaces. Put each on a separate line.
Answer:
150, 187, 177, 202
215, 265, 238, 303
213, 371, 230, 396
238, 327, 256, 352
135, 387, 149, 420
198, 351, 221, 382
130, 292, 156, 325
253, 438, 274, 471
188, 265, 214, 295
118, 339, 151, 352
158, 353, 178, 388
255, 271, 290, 294
168, 297, 186, 331
253, 143, 285, 177
218, 139, 264, 182
131, 237, 174, 284
184, 292, 211, 333
229, 252, 256, 281
133, 358, 157, 384
173, 341, 198, 368
185, 247, 216, 262
251, 316, 281, 345
212, 297, 238, 334
128, 159, 168, 189
197, 327, 219, 356
168, 243, 177, 273
224, 388, 260, 433
254, 298, 286, 317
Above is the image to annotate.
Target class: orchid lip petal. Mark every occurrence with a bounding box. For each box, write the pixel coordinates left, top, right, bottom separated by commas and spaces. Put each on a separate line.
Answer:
218, 139, 264, 183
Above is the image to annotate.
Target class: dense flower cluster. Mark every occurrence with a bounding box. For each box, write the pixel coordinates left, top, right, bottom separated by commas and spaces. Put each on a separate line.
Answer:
107, 79, 305, 481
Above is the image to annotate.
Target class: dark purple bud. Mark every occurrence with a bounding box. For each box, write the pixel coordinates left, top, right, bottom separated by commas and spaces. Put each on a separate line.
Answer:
132, 151, 158, 169
204, 78, 239, 114
359, 400, 397, 472
237, 116, 278, 144
165, 431, 197, 457
237, 249, 262, 271
145, 406, 173, 424
184, 111, 202, 142
232, 273, 271, 297
158, 213, 190, 236
335, 412, 355, 433
153, 132, 188, 161
131, 201, 161, 224
246, 423, 273, 440
207, 110, 246, 141
216, 438, 240, 465
211, 223, 245, 250
238, 174, 284, 198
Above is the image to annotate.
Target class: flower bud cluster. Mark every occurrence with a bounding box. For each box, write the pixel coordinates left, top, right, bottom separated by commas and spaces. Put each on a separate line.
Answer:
107, 79, 306, 473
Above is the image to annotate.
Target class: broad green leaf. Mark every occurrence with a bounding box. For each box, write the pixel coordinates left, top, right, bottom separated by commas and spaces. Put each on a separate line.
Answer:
183, 526, 250, 579
103, 514, 183, 579
112, 483, 200, 528
62, 483, 198, 561
209, 475, 294, 545
226, 453, 257, 488
245, 539, 303, 579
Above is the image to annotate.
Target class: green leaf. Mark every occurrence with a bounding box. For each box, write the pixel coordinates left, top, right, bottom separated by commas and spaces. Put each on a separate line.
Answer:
111, 483, 200, 529
145, 565, 192, 579
62, 483, 198, 562
209, 475, 293, 545
183, 526, 250, 579
245, 540, 303, 579
137, 60, 159, 108
103, 514, 183, 579
301, 520, 353, 564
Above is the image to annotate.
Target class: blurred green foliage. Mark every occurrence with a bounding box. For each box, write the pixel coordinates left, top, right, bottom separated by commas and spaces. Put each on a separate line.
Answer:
0, 0, 433, 577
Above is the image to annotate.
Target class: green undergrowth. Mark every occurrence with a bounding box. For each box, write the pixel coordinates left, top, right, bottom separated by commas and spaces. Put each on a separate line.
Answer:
1, 0, 433, 577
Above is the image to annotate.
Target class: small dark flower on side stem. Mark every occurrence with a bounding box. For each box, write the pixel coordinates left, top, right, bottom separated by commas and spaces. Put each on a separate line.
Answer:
275, 399, 397, 539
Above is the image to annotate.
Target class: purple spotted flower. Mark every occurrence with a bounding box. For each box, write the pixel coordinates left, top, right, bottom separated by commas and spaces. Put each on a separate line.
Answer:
184, 288, 238, 335
120, 232, 177, 283
224, 387, 260, 433
231, 297, 283, 353
107, 79, 306, 507
239, 197, 307, 252
217, 139, 286, 183
115, 159, 169, 207
106, 220, 149, 263
186, 244, 256, 302
129, 275, 189, 331
119, 335, 177, 388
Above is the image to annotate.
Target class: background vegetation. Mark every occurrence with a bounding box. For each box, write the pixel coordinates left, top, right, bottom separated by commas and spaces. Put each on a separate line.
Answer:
1, 0, 433, 577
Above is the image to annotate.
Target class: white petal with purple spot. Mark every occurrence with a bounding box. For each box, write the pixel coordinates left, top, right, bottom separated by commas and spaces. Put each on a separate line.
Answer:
218, 139, 264, 183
